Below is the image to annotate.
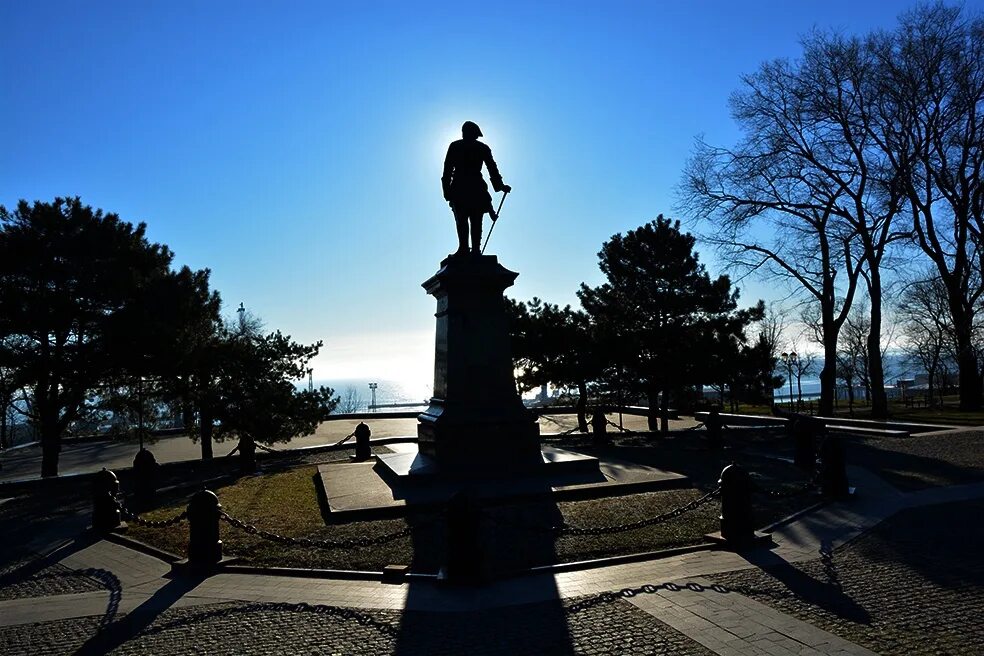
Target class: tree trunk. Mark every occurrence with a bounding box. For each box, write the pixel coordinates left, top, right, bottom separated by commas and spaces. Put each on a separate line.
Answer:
576, 381, 589, 433
0, 406, 7, 449
647, 387, 659, 432
40, 423, 60, 477
867, 277, 888, 418
945, 285, 982, 411
199, 403, 214, 460
819, 337, 837, 416
659, 389, 669, 434
956, 345, 982, 411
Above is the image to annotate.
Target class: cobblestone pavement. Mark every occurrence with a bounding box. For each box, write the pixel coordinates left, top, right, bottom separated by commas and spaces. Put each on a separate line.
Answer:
0, 561, 103, 601
0, 597, 716, 655
711, 498, 984, 656
6, 435, 984, 655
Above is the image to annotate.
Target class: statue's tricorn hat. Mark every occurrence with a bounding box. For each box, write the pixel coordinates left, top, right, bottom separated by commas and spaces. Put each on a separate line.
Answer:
462, 121, 483, 138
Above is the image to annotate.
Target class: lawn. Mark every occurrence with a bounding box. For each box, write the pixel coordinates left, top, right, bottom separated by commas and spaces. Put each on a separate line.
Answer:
127, 434, 817, 576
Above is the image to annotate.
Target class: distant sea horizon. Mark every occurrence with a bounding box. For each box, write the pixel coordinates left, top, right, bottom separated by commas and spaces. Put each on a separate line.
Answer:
312, 378, 432, 412
306, 354, 928, 409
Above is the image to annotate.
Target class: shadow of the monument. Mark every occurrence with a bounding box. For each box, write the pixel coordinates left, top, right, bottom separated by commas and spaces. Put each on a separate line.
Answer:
394, 480, 574, 653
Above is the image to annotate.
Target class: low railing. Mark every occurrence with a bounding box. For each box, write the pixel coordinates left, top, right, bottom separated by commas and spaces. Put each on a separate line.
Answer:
90, 433, 850, 584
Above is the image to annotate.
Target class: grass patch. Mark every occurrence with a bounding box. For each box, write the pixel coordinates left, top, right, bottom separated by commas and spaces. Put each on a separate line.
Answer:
128, 436, 815, 576
128, 466, 422, 572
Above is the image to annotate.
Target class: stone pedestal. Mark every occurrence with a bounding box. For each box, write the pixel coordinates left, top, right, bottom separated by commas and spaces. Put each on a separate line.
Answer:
416, 254, 542, 472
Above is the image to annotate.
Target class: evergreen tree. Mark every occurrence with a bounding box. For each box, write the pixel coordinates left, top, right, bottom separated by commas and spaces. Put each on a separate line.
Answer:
506, 298, 601, 432
0, 198, 182, 476
578, 216, 762, 432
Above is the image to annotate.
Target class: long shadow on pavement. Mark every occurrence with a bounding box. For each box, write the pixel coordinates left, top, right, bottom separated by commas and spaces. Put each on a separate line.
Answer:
393, 482, 574, 654
736, 541, 871, 624
71, 575, 202, 656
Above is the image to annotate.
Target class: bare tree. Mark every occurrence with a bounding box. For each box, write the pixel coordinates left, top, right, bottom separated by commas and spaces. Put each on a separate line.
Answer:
335, 386, 364, 414
897, 274, 957, 406
839, 303, 872, 405
682, 42, 870, 416
869, 4, 984, 410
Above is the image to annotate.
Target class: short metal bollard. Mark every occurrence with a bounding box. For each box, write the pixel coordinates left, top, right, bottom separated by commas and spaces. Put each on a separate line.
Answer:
591, 409, 608, 447
92, 468, 122, 534
187, 488, 223, 570
445, 491, 482, 585
719, 464, 755, 546
792, 418, 817, 472
239, 438, 257, 474
705, 406, 723, 449
132, 448, 159, 509
819, 435, 850, 500
354, 422, 372, 461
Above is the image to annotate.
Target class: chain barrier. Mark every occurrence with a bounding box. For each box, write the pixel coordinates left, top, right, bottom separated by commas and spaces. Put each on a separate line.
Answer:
605, 418, 637, 434
218, 510, 427, 549
255, 442, 281, 454
117, 497, 189, 528
489, 487, 720, 537
332, 431, 357, 447
561, 487, 720, 536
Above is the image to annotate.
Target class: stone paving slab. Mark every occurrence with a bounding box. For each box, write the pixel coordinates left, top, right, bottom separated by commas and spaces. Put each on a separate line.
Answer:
61, 538, 171, 588
628, 578, 878, 656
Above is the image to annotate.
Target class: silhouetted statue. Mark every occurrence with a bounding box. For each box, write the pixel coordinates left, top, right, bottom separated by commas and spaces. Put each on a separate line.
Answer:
442, 121, 511, 255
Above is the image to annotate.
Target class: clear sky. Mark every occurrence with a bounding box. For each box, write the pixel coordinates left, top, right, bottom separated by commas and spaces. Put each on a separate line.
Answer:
2, 1, 976, 392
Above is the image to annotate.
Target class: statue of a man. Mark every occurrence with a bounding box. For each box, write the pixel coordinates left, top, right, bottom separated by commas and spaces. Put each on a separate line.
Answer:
442, 121, 512, 255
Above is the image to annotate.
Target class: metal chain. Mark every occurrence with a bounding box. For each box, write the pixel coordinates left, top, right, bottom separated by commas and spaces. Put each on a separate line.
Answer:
118, 497, 189, 528
560, 487, 721, 536
218, 510, 420, 549
605, 418, 636, 434
489, 487, 721, 537
332, 431, 357, 447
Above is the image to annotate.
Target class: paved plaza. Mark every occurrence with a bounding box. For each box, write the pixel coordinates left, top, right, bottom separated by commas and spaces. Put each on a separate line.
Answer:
3, 445, 983, 655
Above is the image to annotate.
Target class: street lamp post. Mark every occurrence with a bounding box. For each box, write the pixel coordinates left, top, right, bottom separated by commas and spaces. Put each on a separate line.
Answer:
368, 382, 378, 412
780, 352, 797, 408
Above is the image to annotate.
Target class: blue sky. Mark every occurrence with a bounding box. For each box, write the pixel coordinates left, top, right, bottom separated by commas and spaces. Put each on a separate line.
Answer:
2, 1, 974, 392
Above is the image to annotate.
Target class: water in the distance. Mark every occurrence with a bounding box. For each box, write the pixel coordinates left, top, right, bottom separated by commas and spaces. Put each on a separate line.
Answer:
315, 378, 432, 413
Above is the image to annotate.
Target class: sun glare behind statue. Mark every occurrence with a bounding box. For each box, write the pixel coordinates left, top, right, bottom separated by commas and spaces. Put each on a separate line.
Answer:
427, 115, 517, 171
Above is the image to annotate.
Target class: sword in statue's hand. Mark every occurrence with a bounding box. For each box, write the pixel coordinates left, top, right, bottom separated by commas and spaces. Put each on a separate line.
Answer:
481, 190, 510, 255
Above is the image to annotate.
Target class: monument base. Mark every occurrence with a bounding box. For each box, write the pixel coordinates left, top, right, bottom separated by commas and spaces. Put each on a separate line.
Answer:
375, 442, 599, 480
316, 443, 690, 522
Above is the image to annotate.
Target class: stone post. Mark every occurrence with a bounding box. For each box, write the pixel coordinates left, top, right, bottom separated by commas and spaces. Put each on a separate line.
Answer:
92, 468, 122, 534
239, 437, 257, 474
132, 448, 159, 509
187, 488, 223, 570
354, 422, 372, 461
591, 408, 608, 447
792, 418, 816, 472
705, 407, 723, 449
719, 464, 755, 546
819, 435, 850, 500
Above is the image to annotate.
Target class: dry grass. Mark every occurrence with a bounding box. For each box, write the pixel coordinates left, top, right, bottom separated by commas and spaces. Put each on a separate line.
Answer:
128, 442, 813, 575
